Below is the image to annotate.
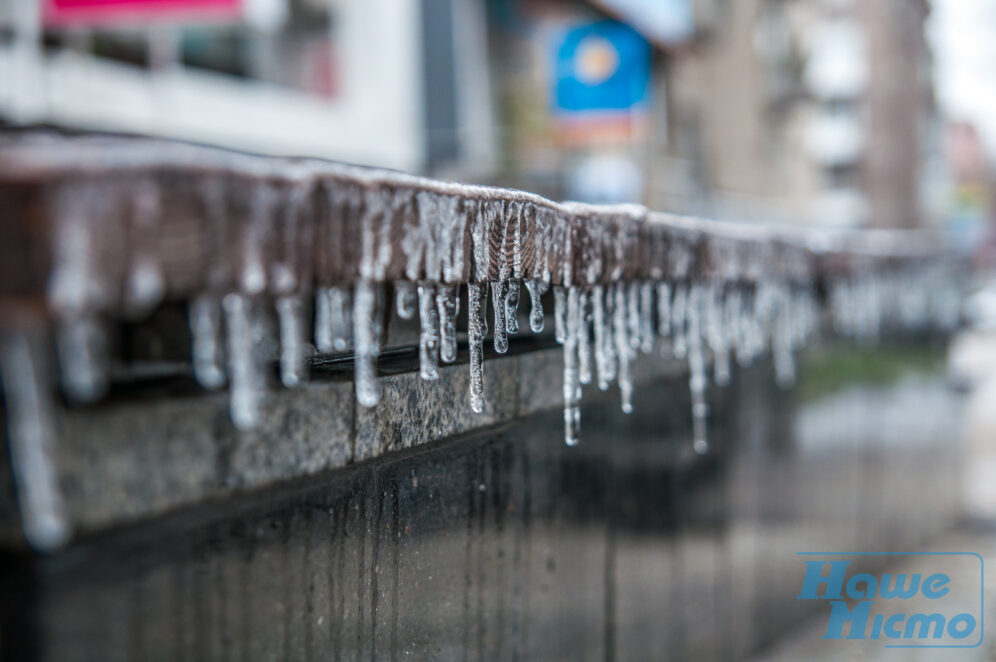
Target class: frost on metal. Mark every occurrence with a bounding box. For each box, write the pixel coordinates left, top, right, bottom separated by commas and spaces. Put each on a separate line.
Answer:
0, 133, 962, 545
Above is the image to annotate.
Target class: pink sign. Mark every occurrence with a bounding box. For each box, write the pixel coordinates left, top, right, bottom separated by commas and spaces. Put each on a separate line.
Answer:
43, 0, 241, 27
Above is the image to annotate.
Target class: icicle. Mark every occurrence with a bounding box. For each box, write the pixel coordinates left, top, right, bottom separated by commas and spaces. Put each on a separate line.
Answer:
725, 287, 751, 368
504, 278, 520, 335
491, 280, 510, 354
525, 278, 546, 333
563, 286, 582, 446
315, 287, 352, 353
55, 315, 108, 403
577, 290, 593, 385
276, 294, 309, 388
773, 287, 796, 388
315, 288, 333, 353
686, 284, 709, 454
0, 329, 69, 550
706, 282, 731, 387
592, 285, 616, 391
613, 283, 634, 414
468, 283, 488, 413
190, 295, 226, 390
329, 287, 353, 352
123, 180, 166, 316
627, 282, 641, 349
639, 281, 654, 353
553, 286, 568, 343
656, 282, 671, 337
437, 284, 459, 363
418, 283, 440, 380
222, 293, 265, 430
395, 281, 418, 320
354, 280, 385, 407
671, 284, 688, 359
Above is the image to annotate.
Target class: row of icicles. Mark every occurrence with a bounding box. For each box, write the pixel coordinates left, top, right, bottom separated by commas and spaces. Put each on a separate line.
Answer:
49, 269, 957, 450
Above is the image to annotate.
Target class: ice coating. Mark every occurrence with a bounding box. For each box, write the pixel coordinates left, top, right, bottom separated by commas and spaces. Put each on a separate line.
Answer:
190, 295, 227, 390
395, 281, 418, 320
418, 283, 440, 380
468, 283, 488, 413
0, 133, 967, 459
354, 280, 384, 407
525, 278, 546, 333
222, 293, 266, 430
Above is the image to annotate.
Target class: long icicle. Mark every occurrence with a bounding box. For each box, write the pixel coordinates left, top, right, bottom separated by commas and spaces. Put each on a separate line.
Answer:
492, 280, 510, 353
525, 278, 546, 333
190, 294, 226, 390
418, 282, 440, 380
468, 283, 488, 413
354, 280, 385, 407
563, 286, 582, 446
223, 293, 265, 430
613, 283, 634, 414
687, 284, 709, 454
437, 284, 459, 363
276, 294, 309, 388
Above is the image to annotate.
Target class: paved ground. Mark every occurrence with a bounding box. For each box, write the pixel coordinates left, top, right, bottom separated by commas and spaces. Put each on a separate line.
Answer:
754, 338, 996, 662
750, 525, 996, 662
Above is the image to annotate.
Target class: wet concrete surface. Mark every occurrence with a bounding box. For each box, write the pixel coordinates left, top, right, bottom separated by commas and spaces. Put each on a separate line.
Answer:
0, 345, 965, 661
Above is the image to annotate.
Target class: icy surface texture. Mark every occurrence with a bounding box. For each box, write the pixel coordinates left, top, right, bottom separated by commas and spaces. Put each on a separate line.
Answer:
0, 132, 963, 465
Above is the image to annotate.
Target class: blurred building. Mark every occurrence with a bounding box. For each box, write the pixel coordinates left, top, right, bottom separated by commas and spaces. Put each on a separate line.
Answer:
0, 0, 938, 228
488, 0, 938, 228
0, 0, 495, 173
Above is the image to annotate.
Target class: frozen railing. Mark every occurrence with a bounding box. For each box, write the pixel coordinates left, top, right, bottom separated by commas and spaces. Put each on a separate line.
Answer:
0, 130, 962, 550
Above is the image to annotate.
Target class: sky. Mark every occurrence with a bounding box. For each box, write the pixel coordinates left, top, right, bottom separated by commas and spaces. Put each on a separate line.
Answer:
930, 0, 996, 156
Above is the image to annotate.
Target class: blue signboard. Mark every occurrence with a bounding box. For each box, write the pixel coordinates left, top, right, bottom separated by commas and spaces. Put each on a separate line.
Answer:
553, 20, 651, 117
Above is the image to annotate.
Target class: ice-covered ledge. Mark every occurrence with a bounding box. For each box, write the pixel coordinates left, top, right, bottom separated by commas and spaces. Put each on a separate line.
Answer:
0, 130, 963, 551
